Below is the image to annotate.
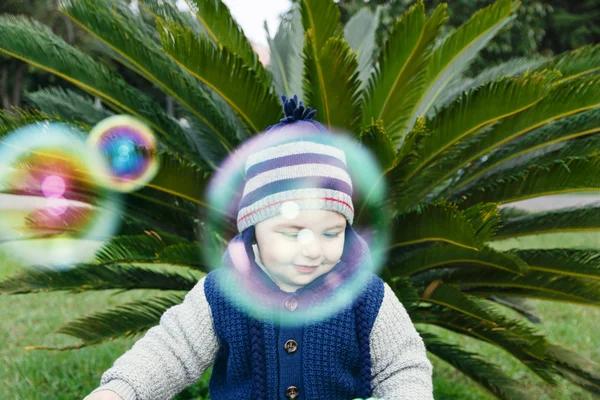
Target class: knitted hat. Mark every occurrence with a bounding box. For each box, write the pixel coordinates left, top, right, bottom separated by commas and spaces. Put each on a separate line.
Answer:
236, 95, 355, 233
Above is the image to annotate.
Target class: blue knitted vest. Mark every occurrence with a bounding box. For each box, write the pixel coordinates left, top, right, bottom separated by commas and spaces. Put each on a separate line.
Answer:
203, 224, 385, 400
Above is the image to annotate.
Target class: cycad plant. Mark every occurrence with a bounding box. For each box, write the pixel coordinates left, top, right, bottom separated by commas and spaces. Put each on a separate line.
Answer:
1, 0, 600, 398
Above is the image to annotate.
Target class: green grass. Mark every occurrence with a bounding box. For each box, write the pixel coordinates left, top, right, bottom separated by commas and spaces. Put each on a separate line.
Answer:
0, 249, 210, 400
1, 232, 599, 399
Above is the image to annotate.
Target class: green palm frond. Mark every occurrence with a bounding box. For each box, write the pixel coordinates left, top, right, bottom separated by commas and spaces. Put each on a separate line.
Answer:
498, 206, 533, 219
424, 305, 600, 394
487, 296, 541, 324
430, 267, 600, 305
25, 87, 113, 126
421, 332, 527, 399
361, 2, 446, 143
300, 0, 362, 131
302, 34, 361, 131
390, 242, 527, 277
414, 304, 558, 384
139, 0, 207, 37
537, 43, 600, 84
451, 107, 600, 192
462, 203, 503, 244
414, 74, 600, 201
115, 192, 204, 241
419, 304, 600, 394
157, 243, 212, 268
33, 294, 186, 349
140, 1, 249, 144
545, 344, 600, 395
387, 276, 420, 307
505, 248, 600, 281
358, 120, 396, 170
461, 73, 600, 162
344, 6, 380, 93
432, 55, 549, 111
93, 232, 187, 263
494, 204, 600, 240
0, 107, 87, 137
185, 0, 269, 84
452, 133, 600, 200
0, 264, 198, 295
454, 155, 600, 208
419, 282, 499, 324
300, 0, 342, 54
401, 0, 518, 143
157, 18, 281, 134
0, 15, 206, 169
405, 72, 552, 182
60, 0, 239, 164
92, 233, 208, 271
364, 118, 430, 219
389, 201, 479, 251
146, 150, 212, 207
265, 4, 304, 99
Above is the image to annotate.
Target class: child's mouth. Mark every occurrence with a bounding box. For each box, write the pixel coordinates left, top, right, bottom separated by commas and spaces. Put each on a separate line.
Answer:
294, 264, 319, 273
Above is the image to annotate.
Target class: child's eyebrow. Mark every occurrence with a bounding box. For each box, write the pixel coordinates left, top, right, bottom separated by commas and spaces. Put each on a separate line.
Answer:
275, 223, 346, 230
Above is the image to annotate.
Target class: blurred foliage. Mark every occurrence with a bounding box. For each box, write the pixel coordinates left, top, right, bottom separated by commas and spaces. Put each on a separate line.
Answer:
289, 0, 600, 75
0, 0, 169, 111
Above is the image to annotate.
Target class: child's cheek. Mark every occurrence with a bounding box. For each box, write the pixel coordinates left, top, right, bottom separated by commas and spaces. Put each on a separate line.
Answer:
277, 242, 297, 264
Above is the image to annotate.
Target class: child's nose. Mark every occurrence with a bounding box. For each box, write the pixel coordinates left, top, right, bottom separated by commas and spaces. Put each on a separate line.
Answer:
300, 233, 322, 258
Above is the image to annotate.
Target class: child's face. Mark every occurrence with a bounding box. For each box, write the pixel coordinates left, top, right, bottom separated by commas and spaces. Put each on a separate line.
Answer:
254, 209, 346, 292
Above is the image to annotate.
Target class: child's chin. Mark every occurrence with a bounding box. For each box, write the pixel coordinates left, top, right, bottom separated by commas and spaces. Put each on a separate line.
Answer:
295, 270, 328, 283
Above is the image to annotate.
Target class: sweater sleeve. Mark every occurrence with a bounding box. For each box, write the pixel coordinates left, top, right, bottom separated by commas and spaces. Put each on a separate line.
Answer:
87, 276, 219, 400
370, 282, 433, 400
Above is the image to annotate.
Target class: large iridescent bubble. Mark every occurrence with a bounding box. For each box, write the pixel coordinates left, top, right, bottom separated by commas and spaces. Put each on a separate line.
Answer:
0, 122, 121, 267
87, 115, 159, 193
204, 124, 390, 326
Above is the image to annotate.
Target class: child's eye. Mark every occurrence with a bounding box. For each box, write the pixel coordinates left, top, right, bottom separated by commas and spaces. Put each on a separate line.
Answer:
280, 232, 340, 239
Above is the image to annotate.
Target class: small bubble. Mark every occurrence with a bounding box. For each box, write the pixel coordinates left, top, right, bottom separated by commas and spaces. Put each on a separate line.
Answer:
41, 175, 66, 197
281, 201, 300, 219
297, 228, 314, 244
0, 122, 120, 266
88, 115, 159, 193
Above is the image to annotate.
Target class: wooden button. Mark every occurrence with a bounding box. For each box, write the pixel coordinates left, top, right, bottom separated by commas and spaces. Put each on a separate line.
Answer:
284, 339, 298, 354
285, 386, 299, 399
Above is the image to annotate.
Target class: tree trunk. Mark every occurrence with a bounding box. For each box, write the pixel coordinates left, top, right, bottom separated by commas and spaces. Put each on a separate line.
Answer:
11, 63, 27, 109
63, 16, 75, 44
0, 66, 9, 110
166, 95, 174, 117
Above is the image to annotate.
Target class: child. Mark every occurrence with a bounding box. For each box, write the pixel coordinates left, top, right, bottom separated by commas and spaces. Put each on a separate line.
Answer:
85, 96, 433, 400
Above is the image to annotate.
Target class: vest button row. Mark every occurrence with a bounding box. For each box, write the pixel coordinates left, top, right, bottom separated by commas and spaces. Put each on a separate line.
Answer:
286, 385, 299, 399
285, 297, 298, 311
284, 339, 298, 354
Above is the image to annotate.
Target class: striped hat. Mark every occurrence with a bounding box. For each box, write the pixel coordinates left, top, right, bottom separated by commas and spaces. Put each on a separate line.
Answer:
236, 95, 354, 233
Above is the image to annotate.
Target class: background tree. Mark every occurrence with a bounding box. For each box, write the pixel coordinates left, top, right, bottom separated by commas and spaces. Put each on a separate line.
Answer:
292, 0, 599, 75
0, 0, 87, 109
1, 0, 600, 399
0, 0, 173, 113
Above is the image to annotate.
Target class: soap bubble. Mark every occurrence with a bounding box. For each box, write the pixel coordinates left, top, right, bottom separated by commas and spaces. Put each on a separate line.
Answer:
204, 124, 390, 326
0, 122, 121, 267
87, 115, 159, 192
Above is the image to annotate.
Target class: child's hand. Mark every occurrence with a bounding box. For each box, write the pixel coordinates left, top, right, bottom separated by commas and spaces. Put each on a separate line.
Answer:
83, 390, 124, 400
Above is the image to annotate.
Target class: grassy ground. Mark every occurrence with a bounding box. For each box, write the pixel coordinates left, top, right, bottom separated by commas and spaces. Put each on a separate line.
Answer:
1, 232, 599, 399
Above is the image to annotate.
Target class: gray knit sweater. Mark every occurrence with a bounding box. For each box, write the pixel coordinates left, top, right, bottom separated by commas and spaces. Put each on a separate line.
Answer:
88, 252, 433, 400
